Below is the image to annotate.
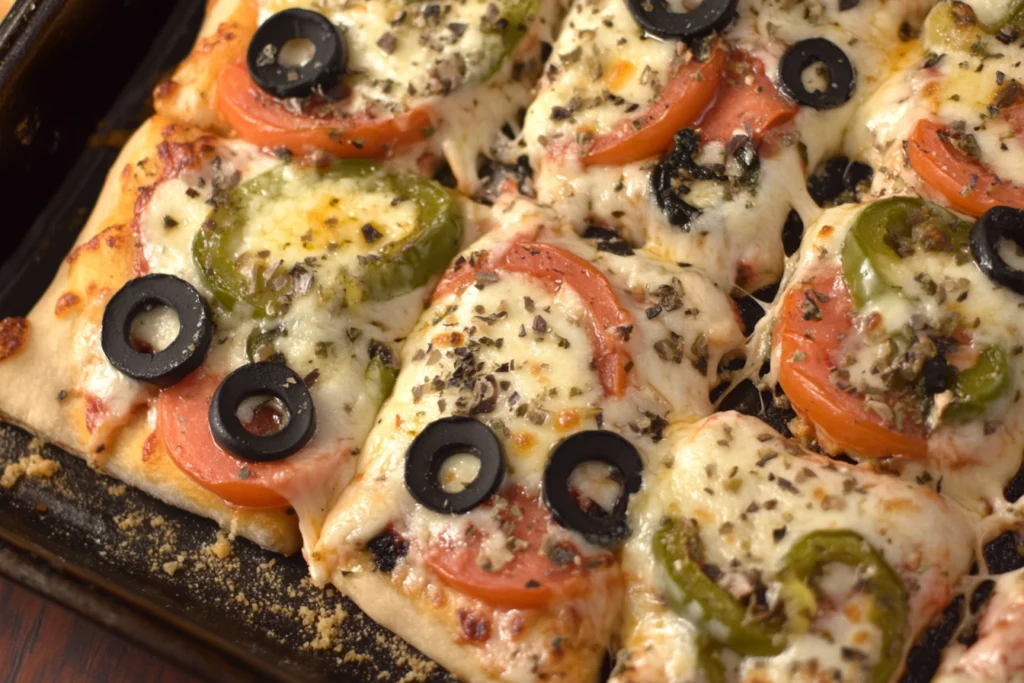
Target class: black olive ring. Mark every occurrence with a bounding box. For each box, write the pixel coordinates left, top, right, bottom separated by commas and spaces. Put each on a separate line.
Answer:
543, 431, 643, 547
247, 8, 347, 99
626, 0, 738, 41
101, 274, 213, 388
971, 206, 1024, 295
404, 417, 505, 514
779, 38, 855, 110
209, 362, 316, 463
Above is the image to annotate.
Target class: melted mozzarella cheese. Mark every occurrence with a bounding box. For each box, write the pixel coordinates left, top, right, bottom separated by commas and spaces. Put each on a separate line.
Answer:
767, 201, 1024, 515
316, 221, 746, 572
105, 138, 456, 554
934, 569, 1024, 683
257, 0, 563, 193
522, 0, 931, 292
850, 3, 1024, 201
614, 412, 974, 683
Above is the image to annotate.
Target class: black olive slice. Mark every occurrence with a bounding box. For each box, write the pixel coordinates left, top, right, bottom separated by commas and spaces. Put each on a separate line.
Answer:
807, 156, 874, 207
779, 38, 855, 110
209, 362, 316, 463
404, 417, 504, 514
543, 431, 643, 546
626, 0, 738, 41
247, 9, 347, 99
101, 274, 213, 388
971, 206, 1024, 295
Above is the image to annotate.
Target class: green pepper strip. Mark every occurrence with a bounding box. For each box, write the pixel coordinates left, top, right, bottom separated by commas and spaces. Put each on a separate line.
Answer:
480, 0, 539, 79
366, 355, 396, 402
778, 530, 908, 683
192, 159, 461, 316
652, 520, 786, 657
655, 524, 909, 680
984, 0, 1024, 31
245, 325, 285, 362
841, 196, 1009, 421
696, 636, 726, 683
945, 345, 1010, 422
841, 197, 970, 309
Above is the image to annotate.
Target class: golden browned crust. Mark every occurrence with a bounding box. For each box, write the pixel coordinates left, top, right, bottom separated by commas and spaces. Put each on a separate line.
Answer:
153, 0, 258, 133
0, 115, 300, 554
330, 563, 614, 683
0, 318, 28, 361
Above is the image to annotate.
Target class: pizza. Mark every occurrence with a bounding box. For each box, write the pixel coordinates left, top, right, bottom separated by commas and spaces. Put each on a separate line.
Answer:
0, 116, 468, 553
5, 0, 1024, 680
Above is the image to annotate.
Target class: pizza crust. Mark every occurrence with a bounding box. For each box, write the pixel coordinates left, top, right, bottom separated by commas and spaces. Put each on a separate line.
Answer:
334, 567, 612, 683
0, 115, 300, 554
153, 0, 256, 134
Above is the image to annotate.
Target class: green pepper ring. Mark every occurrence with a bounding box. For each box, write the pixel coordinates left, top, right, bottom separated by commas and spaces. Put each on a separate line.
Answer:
840, 197, 1010, 424
192, 159, 462, 317
654, 522, 908, 682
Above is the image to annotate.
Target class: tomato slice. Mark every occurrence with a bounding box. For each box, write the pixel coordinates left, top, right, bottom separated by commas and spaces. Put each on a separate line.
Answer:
583, 42, 726, 167
433, 242, 633, 396
216, 60, 435, 158
697, 51, 797, 144
907, 118, 1024, 218
424, 486, 610, 610
157, 370, 291, 509
776, 271, 928, 459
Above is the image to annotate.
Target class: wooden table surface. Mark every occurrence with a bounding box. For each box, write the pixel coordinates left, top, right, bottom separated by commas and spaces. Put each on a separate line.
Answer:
0, 575, 204, 683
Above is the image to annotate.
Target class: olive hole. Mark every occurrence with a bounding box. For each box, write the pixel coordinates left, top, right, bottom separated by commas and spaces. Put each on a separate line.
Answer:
801, 61, 832, 94
279, 37, 317, 69
568, 461, 624, 517
439, 451, 482, 493
236, 394, 291, 437
996, 237, 1024, 271
129, 304, 181, 354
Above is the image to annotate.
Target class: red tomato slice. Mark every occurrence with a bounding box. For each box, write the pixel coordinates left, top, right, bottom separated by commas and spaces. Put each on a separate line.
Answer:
776, 270, 929, 460
697, 51, 797, 144
432, 242, 633, 396
907, 118, 1024, 218
216, 60, 435, 158
157, 370, 291, 509
424, 486, 610, 610
583, 42, 726, 167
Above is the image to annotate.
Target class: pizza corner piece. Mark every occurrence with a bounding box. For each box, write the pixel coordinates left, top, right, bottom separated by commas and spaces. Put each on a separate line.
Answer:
0, 114, 471, 556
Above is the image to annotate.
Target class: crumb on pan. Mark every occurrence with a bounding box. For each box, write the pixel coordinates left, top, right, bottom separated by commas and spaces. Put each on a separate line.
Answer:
2, 446, 61, 489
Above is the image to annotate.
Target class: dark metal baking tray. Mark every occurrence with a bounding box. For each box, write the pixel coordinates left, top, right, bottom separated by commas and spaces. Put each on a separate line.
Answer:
0, 0, 1019, 680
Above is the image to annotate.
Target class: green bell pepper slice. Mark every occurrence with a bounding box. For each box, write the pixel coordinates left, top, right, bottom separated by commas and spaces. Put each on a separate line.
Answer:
841, 197, 1010, 421
842, 197, 970, 309
193, 159, 462, 317
478, 0, 539, 80
778, 530, 908, 683
653, 519, 786, 657
945, 345, 1011, 422
655, 523, 909, 680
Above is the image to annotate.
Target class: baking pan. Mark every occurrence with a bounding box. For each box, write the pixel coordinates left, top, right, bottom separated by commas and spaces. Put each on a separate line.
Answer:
0, 0, 1020, 680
